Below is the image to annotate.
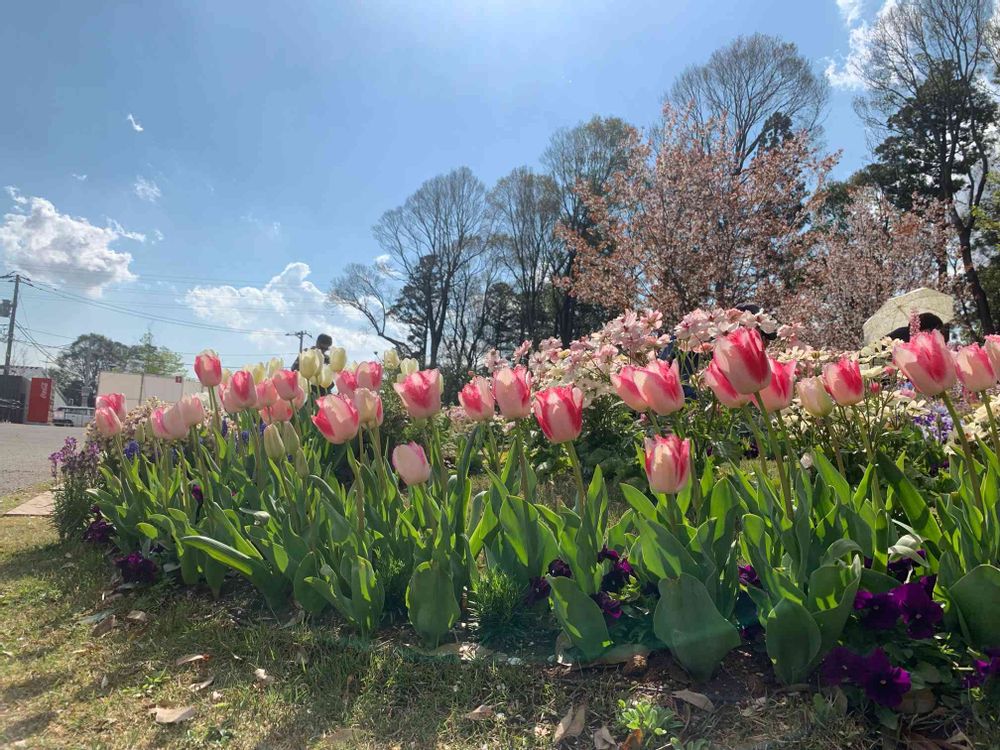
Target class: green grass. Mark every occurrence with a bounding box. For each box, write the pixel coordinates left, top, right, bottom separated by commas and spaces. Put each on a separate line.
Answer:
0, 500, 882, 749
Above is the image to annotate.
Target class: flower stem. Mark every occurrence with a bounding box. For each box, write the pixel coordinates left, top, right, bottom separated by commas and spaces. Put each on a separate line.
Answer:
941, 390, 985, 515
564, 440, 587, 515
980, 394, 1000, 465
430, 418, 449, 499
753, 395, 794, 520
516, 419, 530, 500
825, 416, 847, 477
485, 421, 501, 475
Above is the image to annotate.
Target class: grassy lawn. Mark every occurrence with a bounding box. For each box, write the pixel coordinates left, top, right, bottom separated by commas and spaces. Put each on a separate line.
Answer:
0, 497, 887, 749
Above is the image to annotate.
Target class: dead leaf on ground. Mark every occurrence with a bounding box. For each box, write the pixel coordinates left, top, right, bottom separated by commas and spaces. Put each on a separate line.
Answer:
254, 667, 275, 686
188, 676, 215, 692
592, 725, 616, 749
621, 729, 644, 750
464, 704, 494, 721
125, 610, 150, 624
672, 689, 715, 713
91, 614, 117, 638
175, 653, 210, 667
429, 642, 494, 661
152, 706, 196, 724
210, 690, 224, 702
79, 610, 113, 626
323, 728, 363, 748
589, 643, 651, 669
99, 674, 109, 690
552, 701, 587, 744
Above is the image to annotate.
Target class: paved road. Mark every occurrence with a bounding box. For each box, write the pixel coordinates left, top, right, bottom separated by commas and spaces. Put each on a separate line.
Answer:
0, 423, 85, 497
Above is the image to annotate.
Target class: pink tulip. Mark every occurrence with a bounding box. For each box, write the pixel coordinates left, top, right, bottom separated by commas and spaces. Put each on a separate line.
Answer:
633, 360, 684, 416
822, 358, 864, 406
255, 379, 279, 408
756, 358, 796, 413
986, 335, 1000, 375
150, 407, 170, 439
532, 386, 584, 444
261, 398, 294, 424
712, 327, 772, 395
93, 406, 122, 437
392, 442, 432, 486
96, 393, 127, 420
292, 385, 306, 410
272, 370, 299, 401
219, 385, 239, 415
355, 361, 384, 391
796, 377, 834, 418
335, 369, 358, 399
312, 394, 360, 444
702, 359, 750, 408
492, 366, 533, 419
610, 366, 648, 411
178, 394, 206, 428
644, 434, 691, 495
161, 403, 189, 440
194, 349, 223, 388
954, 343, 997, 392
458, 376, 495, 421
228, 370, 258, 411
354, 387, 384, 427
893, 331, 956, 396
393, 369, 443, 419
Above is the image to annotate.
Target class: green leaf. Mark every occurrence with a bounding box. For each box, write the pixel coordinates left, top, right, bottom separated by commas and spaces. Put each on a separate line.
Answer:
949, 564, 1000, 649
806, 559, 861, 661
765, 598, 822, 685
547, 575, 611, 661
406, 559, 460, 649
876, 456, 941, 544
182, 536, 255, 577
653, 574, 740, 681
136, 522, 159, 540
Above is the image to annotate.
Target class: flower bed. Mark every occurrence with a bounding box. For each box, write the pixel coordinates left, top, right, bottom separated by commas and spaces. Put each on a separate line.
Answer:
77, 310, 1000, 736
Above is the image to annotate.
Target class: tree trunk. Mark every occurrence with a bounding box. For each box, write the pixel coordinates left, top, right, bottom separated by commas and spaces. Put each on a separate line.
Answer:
956, 225, 995, 335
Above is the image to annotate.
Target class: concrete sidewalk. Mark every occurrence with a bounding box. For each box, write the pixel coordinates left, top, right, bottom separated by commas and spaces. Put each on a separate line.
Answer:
4, 490, 55, 516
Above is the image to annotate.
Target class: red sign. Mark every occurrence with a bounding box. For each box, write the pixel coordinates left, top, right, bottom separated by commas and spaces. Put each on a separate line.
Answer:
27, 378, 53, 423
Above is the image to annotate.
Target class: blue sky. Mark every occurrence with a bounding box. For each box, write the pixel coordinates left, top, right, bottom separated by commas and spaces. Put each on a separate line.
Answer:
1, 0, 877, 374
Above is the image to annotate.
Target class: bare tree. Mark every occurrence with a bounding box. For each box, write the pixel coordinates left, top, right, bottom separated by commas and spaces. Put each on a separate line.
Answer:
328, 261, 414, 357
670, 33, 830, 170
487, 167, 560, 344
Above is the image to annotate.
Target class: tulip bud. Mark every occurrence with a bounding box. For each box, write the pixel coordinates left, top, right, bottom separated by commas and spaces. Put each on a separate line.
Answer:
294, 448, 309, 478
393, 369, 443, 419
644, 434, 691, 495
893, 331, 956, 396
954, 343, 997, 393
194, 349, 223, 388
703, 359, 750, 408
250, 362, 267, 384
796, 377, 833, 418
757, 358, 797, 413
458, 376, 495, 421
267, 357, 284, 377
532, 385, 584, 444
328, 347, 347, 373
713, 327, 771, 395
610, 366, 647, 411
93, 406, 122, 437
312, 394, 360, 444
317, 364, 336, 389
263, 424, 286, 461
299, 348, 323, 380
178, 394, 206, 428
96, 393, 127, 420
392, 442, 432, 486
354, 387, 384, 427
356, 361, 384, 391
822, 358, 864, 406
492, 366, 533, 419
633, 360, 684, 416
398, 358, 419, 380
279, 422, 300, 454
383, 348, 400, 369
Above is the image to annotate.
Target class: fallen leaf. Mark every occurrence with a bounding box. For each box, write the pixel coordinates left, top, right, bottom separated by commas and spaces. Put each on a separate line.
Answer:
79, 610, 113, 626
91, 615, 117, 638
324, 728, 363, 747
429, 642, 494, 661
210, 690, 224, 702
464, 704, 494, 721
188, 676, 215, 692
621, 729, 644, 750
254, 667, 275, 686
898, 688, 936, 715
175, 653, 210, 667
152, 706, 195, 724
552, 701, 587, 744
125, 610, 150, 624
672, 689, 715, 713
100, 674, 109, 690
592, 725, 616, 749
279, 610, 304, 629
590, 643, 650, 668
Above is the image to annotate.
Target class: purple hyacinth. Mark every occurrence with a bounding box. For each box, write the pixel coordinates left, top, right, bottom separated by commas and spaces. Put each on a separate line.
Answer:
738, 564, 762, 589
115, 551, 158, 584
859, 649, 911, 708
854, 590, 901, 629
891, 581, 943, 639
220, 418, 229, 438
524, 576, 551, 605
592, 591, 622, 619
820, 646, 866, 686
547, 559, 572, 578
123, 439, 140, 460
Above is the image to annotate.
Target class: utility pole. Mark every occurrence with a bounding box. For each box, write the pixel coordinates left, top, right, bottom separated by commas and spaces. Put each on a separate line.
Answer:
2, 273, 21, 377
286, 330, 311, 352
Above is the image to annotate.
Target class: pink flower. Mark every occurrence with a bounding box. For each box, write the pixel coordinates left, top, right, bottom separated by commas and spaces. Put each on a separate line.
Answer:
797, 377, 833, 418
150, 407, 171, 440
893, 331, 956, 396
392, 442, 432, 486
95, 393, 127, 420
335, 369, 358, 399
178, 394, 205, 428
822, 358, 864, 406
393, 369, 442, 419
610, 365, 648, 411
633, 360, 684, 416
292, 385, 306, 410
272, 370, 300, 401
227, 371, 258, 411
458, 376, 495, 421
712, 327, 772, 395
492, 366, 533, 419
644, 434, 691, 494
312, 394, 360, 444
261, 399, 294, 424
194, 349, 223, 388
985, 335, 1000, 375
355, 361, 383, 391
93, 406, 122, 437
757, 358, 797, 413
954, 343, 997, 393
256, 379, 279, 408
702, 359, 750, 408
532, 386, 584, 444
154, 403, 188, 440
353, 387, 384, 428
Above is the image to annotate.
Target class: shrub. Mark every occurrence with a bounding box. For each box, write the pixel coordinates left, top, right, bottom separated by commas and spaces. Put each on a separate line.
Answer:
49, 437, 101, 542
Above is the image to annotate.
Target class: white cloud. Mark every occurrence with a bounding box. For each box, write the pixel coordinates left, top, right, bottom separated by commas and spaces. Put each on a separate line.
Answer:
134, 176, 161, 203
126, 113, 144, 132
153, 228, 164, 242
105, 218, 146, 243
72, 173, 88, 182
836, 0, 864, 25
183, 262, 388, 361
0, 190, 138, 297
824, 0, 898, 90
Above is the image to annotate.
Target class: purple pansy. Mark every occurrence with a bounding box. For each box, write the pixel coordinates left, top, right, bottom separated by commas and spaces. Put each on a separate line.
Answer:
115, 551, 158, 584
820, 646, 867, 686
524, 576, 551, 605
854, 590, 901, 629
600, 557, 635, 593
592, 591, 622, 619
891, 581, 943, 639
83, 518, 116, 545
596, 546, 620, 563
859, 648, 911, 708
547, 559, 572, 578
738, 564, 762, 589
